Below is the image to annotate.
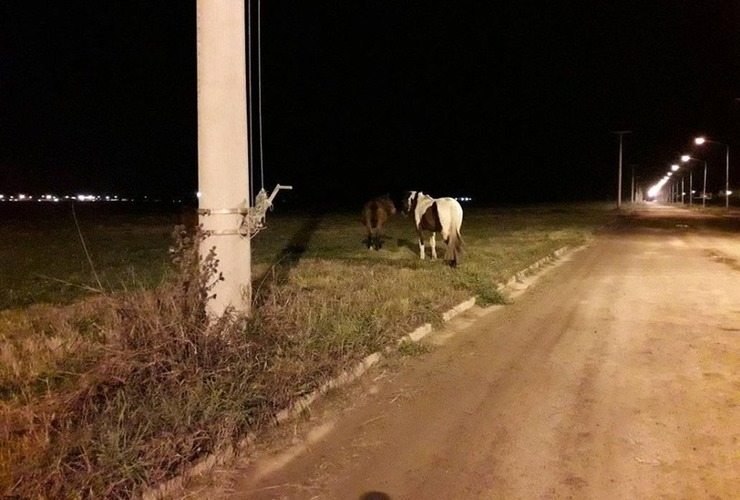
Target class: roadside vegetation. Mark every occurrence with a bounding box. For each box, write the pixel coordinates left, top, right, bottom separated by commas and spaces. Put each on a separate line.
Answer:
0, 201, 617, 498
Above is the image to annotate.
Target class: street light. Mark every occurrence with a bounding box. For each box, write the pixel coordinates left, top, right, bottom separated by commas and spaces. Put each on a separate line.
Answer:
647, 175, 670, 200
682, 155, 707, 208
694, 137, 730, 211
666, 171, 675, 203
679, 157, 694, 207
671, 164, 686, 204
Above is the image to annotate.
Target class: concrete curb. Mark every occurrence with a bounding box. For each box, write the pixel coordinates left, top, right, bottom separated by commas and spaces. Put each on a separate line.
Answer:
499, 245, 570, 290
143, 246, 570, 499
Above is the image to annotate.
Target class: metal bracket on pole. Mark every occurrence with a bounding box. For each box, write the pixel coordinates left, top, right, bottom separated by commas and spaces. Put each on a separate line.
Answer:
240, 184, 293, 238
198, 207, 248, 216
197, 184, 293, 238
197, 202, 249, 236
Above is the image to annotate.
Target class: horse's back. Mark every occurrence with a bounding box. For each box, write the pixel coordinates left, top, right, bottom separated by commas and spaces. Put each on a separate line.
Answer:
446, 198, 463, 228
362, 197, 394, 228
435, 197, 463, 231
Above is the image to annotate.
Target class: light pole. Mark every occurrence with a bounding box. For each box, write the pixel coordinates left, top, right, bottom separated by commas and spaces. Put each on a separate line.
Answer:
695, 137, 730, 211
682, 155, 707, 208
612, 130, 632, 209
671, 164, 686, 205
680, 159, 693, 206
667, 164, 678, 203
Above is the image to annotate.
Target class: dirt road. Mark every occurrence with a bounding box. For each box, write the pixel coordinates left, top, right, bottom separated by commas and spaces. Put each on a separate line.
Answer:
197, 204, 740, 499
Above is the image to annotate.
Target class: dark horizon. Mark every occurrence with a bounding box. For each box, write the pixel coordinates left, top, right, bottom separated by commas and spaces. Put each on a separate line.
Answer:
2, 1, 739, 207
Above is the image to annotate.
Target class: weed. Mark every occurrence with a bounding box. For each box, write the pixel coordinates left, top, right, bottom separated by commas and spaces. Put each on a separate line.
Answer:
397, 340, 432, 357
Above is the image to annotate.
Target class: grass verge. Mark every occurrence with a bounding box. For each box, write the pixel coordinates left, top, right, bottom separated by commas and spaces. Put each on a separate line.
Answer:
0, 202, 617, 498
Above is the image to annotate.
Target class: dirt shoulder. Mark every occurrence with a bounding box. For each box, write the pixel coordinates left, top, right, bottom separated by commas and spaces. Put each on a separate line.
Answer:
181, 205, 740, 499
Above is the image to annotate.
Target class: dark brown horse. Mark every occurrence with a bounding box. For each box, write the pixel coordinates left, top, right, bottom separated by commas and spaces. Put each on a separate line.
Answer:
361, 195, 397, 250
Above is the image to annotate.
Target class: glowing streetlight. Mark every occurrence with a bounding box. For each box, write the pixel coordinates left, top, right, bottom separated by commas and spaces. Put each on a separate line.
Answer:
670, 164, 686, 204
695, 136, 730, 211
682, 155, 707, 208
665, 171, 676, 202
647, 178, 666, 199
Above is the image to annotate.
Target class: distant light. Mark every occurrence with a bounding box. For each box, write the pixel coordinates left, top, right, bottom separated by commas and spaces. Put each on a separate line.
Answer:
648, 178, 668, 198
728, 190, 733, 196
671, 164, 679, 171
681, 155, 690, 162
667, 172, 672, 177
196, 191, 202, 199
695, 137, 706, 145
18, 194, 27, 200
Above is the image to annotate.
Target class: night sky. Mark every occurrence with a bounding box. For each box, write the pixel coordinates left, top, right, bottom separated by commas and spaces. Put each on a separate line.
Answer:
1, 1, 739, 208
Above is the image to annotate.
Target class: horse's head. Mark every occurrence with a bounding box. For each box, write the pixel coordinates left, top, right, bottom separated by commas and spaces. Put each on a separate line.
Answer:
401, 191, 419, 216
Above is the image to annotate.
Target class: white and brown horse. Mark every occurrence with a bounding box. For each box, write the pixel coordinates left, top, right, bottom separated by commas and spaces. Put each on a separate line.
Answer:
361, 195, 397, 250
402, 191, 463, 267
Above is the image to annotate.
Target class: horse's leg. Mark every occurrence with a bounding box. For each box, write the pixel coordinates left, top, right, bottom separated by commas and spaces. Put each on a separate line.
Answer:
430, 233, 437, 260
417, 231, 425, 259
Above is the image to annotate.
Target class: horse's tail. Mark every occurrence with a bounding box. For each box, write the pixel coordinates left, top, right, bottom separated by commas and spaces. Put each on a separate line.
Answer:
444, 227, 463, 267
444, 205, 464, 267
362, 201, 384, 229
370, 211, 381, 229
361, 208, 376, 229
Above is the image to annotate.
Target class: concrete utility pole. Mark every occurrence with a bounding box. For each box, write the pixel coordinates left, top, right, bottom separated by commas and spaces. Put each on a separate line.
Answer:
196, 0, 251, 316
629, 164, 638, 203
612, 131, 632, 209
